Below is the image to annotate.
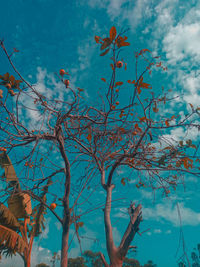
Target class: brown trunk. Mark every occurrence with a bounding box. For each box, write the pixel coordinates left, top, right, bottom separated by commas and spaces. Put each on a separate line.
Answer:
57, 130, 71, 267
23, 252, 31, 267
26, 255, 31, 267
61, 216, 70, 267
109, 248, 123, 267
102, 183, 142, 267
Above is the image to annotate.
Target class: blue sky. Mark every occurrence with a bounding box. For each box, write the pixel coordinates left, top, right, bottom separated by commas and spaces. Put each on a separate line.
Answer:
1, 0, 200, 266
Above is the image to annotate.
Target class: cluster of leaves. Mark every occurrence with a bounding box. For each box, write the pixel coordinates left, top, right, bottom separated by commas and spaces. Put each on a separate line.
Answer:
95, 26, 130, 56
0, 72, 22, 98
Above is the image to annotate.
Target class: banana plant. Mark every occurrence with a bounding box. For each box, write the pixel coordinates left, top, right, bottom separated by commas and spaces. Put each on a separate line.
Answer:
0, 152, 49, 267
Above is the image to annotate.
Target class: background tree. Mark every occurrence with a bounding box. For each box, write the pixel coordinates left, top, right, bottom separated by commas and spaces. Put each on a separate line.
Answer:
67, 250, 155, 267
35, 263, 50, 267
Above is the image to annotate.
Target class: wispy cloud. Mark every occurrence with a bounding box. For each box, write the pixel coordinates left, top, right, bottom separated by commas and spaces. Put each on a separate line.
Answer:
143, 201, 200, 226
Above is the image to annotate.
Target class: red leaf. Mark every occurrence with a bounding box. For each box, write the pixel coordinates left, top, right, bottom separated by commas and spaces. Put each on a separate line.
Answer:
100, 48, 110, 56
87, 133, 92, 142
139, 49, 151, 55
101, 78, 106, 82
101, 38, 111, 50
119, 41, 130, 47
115, 81, 123, 87
110, 26, 117, 41
127, 80, 135, 84
165, 120, 169, 127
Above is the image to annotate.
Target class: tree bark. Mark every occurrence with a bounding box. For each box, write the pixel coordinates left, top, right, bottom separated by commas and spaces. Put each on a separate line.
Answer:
103, 185, 142, 267
57, 128, 71, 267
61, 215, 70, 267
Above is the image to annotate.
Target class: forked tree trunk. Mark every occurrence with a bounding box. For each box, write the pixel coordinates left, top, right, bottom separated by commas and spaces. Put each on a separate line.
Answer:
102, 184, 142, 267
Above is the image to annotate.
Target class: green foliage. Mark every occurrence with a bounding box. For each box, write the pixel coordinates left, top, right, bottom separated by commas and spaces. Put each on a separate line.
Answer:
68, 256, 85, 267
143, 260, 157, 267
67, 250, 156, 267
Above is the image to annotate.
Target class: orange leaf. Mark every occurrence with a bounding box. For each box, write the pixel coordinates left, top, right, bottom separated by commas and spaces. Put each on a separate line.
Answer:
153, 107, 158, 113
100, 48, 110, 56
87, 133, 92, 142
0, 89, 3, 99
101, 38, 111, 50
139, 117, 146, 122
110, 63, 114, 70
139, 49, 151, 55
121, 178, 125, 186
165, 120, 169, 127
78, 222, 84, 227
127, 80, 135, 84
156, 62, 162, 67
95, 36, 100, 43
119, 41, 130, 47
115, 81, 123, 87
101, 78, 106, 82
110, 26, 117, 41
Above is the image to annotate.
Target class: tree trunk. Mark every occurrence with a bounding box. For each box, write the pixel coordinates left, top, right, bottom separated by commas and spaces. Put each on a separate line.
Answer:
25, 255, 31, 267
23, 253, 31, 267
61, 215, 70, 267
57, 129, 71, 267
102, 184, 142, 267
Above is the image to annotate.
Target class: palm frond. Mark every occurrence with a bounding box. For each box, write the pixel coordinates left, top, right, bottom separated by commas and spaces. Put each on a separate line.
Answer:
0, 203, 20, 230
0, 153, 20, 187
8, 193, 32, 219
0, 225, 27, 255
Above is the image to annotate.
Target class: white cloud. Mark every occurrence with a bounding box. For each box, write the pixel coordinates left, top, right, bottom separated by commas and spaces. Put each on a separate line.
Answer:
1, 242, 52, 267
140, 190, 154, 200
154, 228, 162, 234
163, 23, 200, 65
69, 226, 97, 258
143, 201, 200, 226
